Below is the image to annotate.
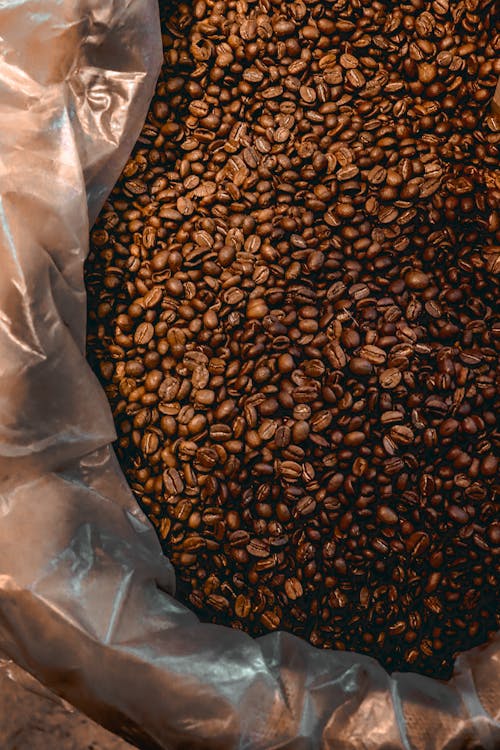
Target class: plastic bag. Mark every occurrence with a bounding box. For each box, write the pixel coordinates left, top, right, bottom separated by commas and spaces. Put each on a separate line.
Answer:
0, 1, 499, 748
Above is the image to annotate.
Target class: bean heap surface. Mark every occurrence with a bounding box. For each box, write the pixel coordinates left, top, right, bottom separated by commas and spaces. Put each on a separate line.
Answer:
86, 0, 500, 677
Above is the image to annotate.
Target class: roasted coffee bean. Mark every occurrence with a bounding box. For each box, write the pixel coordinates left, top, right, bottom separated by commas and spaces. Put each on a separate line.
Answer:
349, 358, 373, 376
285, 577, 303, 600
377, 506, 399, 525
247, 539, 270, 558
359, 345, 387, 365
405, 275, 430, 297
406, 532, 430, 556
87, 0, 500, 681
134, 322, 154, 346
163, 468, 184, 495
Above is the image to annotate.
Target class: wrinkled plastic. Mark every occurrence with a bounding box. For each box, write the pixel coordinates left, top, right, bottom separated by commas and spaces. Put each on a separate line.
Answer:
0, 657, 73, 710
0, 2, 499, 749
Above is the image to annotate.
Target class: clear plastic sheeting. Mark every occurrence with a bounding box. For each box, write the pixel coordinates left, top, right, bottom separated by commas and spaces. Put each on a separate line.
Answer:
0, 1, 499, 748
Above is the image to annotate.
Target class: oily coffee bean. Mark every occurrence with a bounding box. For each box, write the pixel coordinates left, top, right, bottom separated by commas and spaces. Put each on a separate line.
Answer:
86, 0, 500, 681
379, 368, 402, 390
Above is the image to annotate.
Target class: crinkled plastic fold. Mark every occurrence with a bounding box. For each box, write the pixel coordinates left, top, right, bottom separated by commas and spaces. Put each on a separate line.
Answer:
0, 2, 499, 748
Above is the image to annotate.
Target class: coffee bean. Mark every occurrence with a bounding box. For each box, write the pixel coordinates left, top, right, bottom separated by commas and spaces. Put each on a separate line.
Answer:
424, 596, 443, 616
205, 593, 228, 612
275, 425, 291, 448
163, 468, 184, 495
379, 368, 402, 389
404, 270, 430, 290
326, 342, 347, 369
344, 431, 366, 447
481, 456, 498, 477
247, 539, 270, 558
359, 345, 387, 364
406, 531, 430, 556
340, 53, 358, 69
367, 166, 387, 185
280, 461, 302, 482
260, 611, 280, 630
447, 505, 469, 524
487, 524, 500, 546
134, 322, 154, 345
390, 425, 414, 445
337, 165, 359, 181
346, 69, 365, 88
87, 0, 500, 681
296, 495, 316, 516
381, 411, 403, 425
439, 418, 459, 437
377, 506, 398, 524
285, 577, 303, 600
247, 298, 269, 319
349, 358, 373, 376
209, 424, 232, 441
329, 588, 348, 609
234, 594, 251, 618
292, 421, 310, 443
141, 432, 159, 455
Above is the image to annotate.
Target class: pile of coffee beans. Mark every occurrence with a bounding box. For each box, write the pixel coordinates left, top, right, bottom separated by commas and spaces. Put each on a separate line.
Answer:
86, 0, 500, 678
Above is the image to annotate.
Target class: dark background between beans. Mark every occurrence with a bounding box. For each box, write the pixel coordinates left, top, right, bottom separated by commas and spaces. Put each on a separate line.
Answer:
85, 0, 500, 678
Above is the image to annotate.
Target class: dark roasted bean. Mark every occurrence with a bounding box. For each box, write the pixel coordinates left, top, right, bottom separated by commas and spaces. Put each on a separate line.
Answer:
377, 506, 399, 525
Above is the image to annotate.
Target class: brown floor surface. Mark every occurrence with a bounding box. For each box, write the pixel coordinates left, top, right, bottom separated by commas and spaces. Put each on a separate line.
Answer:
0, 667, 134, 750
